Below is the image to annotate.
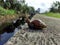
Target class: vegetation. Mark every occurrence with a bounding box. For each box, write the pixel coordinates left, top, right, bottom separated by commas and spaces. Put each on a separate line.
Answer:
0, 6, 16, 15
0, 0, 35, 16
50, 1, 60, 13
45, 12, 60, 18
44, 1, 60, 18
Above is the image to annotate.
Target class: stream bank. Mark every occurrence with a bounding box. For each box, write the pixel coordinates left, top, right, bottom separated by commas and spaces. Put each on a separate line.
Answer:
0, 14, 21, 45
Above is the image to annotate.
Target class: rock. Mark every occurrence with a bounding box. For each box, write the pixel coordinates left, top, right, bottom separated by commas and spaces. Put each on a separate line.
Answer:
31, 19, 47, 28
26, 19, 47, 29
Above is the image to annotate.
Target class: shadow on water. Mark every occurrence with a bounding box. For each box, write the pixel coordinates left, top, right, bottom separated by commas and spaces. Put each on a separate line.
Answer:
0, 28, 19, 45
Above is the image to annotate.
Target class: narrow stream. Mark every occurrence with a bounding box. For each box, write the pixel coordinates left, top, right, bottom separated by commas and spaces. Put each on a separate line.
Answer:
0, 28, 19, 45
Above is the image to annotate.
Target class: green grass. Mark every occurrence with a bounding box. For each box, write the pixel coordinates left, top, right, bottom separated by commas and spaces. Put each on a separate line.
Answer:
45, 12, 60, 18
0, 6, 16, 15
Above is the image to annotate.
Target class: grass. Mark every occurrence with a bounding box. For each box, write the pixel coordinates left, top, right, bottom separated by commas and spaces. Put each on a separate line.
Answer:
44, 12, 60, 18
0, 6, 16, 15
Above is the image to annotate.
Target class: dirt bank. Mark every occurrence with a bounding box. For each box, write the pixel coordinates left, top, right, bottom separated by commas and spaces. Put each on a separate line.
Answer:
0, 14, 19, 25
5, 14, 60, 45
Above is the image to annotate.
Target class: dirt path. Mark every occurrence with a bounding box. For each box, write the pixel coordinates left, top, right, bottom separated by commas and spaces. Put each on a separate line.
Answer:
5, 14, 60, 45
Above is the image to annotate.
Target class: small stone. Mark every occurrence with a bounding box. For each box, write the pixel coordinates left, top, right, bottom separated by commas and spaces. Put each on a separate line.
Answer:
4, 41, 13, 45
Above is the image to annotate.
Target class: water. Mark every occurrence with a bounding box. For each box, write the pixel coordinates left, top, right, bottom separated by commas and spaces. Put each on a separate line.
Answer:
0, 28, 19, 45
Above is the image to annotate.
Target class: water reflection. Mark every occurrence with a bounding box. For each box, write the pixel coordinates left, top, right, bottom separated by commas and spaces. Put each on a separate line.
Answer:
0, 28, 19, 45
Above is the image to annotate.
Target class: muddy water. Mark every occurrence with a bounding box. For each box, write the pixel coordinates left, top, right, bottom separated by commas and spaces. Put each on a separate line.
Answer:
0, 28, 19, 45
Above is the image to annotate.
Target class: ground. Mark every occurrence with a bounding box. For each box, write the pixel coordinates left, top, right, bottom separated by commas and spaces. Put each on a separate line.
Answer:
5, 14, 60, 45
